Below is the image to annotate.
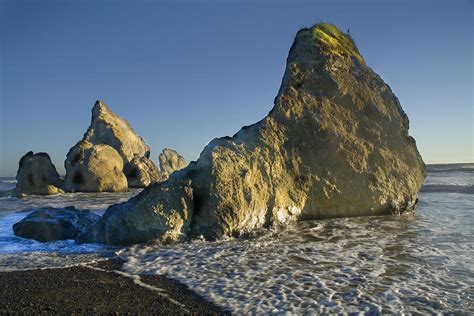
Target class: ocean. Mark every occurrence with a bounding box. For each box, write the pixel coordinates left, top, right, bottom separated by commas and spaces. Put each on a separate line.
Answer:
0, 164, 472, 314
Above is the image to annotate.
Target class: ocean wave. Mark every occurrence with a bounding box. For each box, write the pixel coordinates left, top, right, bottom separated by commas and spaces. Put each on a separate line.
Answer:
421, 184, 474, 194
427, 165, 474, 173
0, 180, 17, 184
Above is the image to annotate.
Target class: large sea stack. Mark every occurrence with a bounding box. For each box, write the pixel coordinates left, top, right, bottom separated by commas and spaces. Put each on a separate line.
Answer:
92, 23, 426, 245
64, 100, 162, 191
15, 23, 425, 245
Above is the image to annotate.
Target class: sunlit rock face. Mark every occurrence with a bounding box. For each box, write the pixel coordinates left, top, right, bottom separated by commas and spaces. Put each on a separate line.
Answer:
64, 142, 128, 192
98, 177, 193, 245
15, 152, 64, 197
82, 100, 151, 162
159, 148, 187, 178
64, 100, 162, 190
87, 23, 427, 245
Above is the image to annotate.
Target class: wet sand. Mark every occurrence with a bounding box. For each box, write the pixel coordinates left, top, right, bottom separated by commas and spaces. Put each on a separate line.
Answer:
0, 258, 225, 314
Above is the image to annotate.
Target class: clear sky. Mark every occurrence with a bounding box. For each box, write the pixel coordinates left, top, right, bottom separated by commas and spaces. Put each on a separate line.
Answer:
0, 0, 472, 177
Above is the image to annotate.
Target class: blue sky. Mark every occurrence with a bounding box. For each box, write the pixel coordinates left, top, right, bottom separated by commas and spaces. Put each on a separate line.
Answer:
0, 0, 472, 176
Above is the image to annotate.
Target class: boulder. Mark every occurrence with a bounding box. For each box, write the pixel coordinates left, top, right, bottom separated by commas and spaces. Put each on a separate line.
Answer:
65, 100, 160, 189
158, 148, 187, 177
14, 152, 64, 197
64, 142, 128, 192
88, 177, 193, 245
20, 23, 427, 245
124, 156, 164, 188
13, 207, 101, 243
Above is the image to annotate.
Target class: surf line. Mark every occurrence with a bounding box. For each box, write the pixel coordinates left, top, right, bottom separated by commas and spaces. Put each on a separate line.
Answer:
80, 262, 191, 313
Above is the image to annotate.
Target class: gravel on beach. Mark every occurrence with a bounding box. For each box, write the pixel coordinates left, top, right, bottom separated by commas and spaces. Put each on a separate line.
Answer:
0, 258, 225, 314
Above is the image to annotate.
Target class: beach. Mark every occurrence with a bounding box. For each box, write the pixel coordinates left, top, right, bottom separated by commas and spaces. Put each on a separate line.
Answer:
0, 165, 472, 313
0, 258, 223, 314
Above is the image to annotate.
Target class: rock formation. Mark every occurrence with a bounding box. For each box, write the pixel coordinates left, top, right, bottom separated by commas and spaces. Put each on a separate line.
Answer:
82, 23, 427, 246
14, 152, 64, 197
64, 100, 162, 190
99, 177, 193, 244
158, 148, 187, 178
17, 23, 427, 245
13, 207, 101, 242
64, 142, 128, 192
124, 156, 164, 188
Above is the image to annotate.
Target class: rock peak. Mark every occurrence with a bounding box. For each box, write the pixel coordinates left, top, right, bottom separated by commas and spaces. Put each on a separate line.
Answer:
92, 99, 109, 118
292, 23, 364, 63
159, 148, 187, 176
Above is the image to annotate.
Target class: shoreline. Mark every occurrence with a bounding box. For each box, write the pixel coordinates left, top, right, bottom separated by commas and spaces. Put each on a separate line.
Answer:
0, 258, 225, 314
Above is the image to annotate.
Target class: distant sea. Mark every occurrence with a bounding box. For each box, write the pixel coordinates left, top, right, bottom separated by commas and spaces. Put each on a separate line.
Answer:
0, 164, 472, 313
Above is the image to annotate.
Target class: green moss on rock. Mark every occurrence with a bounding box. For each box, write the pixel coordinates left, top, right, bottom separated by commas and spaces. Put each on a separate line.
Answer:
310, 23, 364, 62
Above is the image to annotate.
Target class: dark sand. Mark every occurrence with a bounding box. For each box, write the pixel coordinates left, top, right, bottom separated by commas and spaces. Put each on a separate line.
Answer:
0, 258, 225, 314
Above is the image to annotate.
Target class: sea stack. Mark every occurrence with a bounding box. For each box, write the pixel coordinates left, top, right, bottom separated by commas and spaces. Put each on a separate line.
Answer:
64, 100, 162, 191
15, 23, 426, 245
159, 148, 187, 178
91, 23, 426, 245
14, 152, 64, 197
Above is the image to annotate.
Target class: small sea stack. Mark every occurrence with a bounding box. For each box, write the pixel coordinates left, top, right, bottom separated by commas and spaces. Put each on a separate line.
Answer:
159, 148, 187, 178
64, 100, 161, 191
14, 151, 64, 197
13, 101, 188, 195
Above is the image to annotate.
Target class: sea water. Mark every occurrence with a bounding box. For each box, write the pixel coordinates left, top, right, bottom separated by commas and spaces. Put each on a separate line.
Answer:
0, 164, 472, 313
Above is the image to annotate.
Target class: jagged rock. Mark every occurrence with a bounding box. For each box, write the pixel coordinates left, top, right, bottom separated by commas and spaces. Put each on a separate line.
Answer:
64, 142, 128, 192
14, 152, 64, 197
80, 100, 151, 162
159, 148, 187, 177
20, 23, 427, 245
65, 100, 160, 190
124, 156, 164, 188
13, 207, 101, 242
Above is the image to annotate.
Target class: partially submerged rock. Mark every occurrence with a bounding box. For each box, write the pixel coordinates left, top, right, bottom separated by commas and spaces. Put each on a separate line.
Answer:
14, 152, 64, 197
64, 142, 128, 192
13, 207, 101, 242
159, 148, 187, 178
186, 23, 426, 239
65, 100, 162, 190
94, 177, 193, 245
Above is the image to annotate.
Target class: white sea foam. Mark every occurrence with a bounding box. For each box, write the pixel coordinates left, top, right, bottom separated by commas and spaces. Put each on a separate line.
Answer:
119, 200, 473, 314
0, 168, 472, 313
0, 189, 139, 271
